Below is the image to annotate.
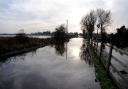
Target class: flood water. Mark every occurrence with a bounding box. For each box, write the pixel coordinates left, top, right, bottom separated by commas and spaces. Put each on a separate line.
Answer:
0, 38, 100, 89
97, 43, 128, 88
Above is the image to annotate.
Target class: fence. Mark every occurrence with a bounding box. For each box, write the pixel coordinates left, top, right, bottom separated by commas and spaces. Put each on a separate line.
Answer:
92, 41, 128, 89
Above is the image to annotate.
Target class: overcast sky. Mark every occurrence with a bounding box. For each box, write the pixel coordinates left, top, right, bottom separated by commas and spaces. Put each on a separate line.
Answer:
0, 0, 128, 33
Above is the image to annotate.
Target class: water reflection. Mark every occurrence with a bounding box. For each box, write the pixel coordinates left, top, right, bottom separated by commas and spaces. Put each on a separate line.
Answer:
0, 38, 100, 89
0, 49, 37, 63
54, 42, 67, 56
50, 40, 69, 56
80, 39, 92, 65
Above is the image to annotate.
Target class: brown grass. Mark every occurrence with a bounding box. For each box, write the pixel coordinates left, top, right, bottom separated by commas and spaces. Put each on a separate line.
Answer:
0, 37, 51, 58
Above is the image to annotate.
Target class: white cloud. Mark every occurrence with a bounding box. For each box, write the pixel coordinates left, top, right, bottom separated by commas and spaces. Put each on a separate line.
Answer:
0, 0, 128, 33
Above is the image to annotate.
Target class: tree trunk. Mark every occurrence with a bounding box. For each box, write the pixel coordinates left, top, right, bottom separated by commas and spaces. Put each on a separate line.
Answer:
100, 24, 103, 57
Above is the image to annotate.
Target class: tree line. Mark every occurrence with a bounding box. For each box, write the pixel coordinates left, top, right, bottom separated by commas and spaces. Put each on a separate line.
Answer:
81, 8, 128, 48
81, 8, 111, 44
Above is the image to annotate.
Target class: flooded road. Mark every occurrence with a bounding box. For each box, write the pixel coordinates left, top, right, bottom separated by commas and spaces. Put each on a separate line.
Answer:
0, 38, 100, 89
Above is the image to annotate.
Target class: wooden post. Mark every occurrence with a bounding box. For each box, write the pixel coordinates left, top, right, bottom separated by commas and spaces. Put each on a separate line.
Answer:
94, 41, 96, 52
100, 42, 103, 58
96, 28, 98, 53
95, 41, 97, 51
107, 44, 113, 73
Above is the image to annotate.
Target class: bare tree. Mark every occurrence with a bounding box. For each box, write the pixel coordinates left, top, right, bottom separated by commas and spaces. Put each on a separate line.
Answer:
96, 8, 111, 57
81, 10, 97, 43
97, 8, 111, 35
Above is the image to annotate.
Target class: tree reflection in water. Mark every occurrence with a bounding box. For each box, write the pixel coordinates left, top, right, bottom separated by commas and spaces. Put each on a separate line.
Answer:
54, 41, 66, 56
79, 39, 92, 65
51, 40, 69, 56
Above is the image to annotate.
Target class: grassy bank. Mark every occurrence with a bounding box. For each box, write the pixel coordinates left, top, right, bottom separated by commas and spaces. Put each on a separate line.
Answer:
88, 45, 118, 89
0, 37, 52, 60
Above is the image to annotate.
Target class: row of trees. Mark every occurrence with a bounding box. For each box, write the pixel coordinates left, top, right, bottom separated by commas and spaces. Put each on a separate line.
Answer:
81, 8, 111, 44
30, 31, 51, 36
110, 25, 128, 47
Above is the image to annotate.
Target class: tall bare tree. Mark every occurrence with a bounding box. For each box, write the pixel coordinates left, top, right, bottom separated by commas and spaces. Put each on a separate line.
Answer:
97, 8, 111, 35
96, 8, 111, 57
81, 10, 97, 43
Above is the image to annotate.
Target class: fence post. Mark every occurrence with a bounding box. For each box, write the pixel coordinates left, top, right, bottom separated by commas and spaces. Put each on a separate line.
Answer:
100, 42, 103, 58
107, 44, 113, 74
96, 40, 98, 52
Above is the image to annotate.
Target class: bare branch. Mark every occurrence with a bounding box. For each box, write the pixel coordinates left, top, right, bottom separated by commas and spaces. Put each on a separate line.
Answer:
81, 10, 97, 39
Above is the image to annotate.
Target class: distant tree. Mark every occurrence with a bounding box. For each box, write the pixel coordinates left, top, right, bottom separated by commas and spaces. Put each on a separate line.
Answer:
81, 10, 97, 43
112, 25, 128, 47
117, 26, 126, 36
52, 24, 67, 40
43, 31, 51, 35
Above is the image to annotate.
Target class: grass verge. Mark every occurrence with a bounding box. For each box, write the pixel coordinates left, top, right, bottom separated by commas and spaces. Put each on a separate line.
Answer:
88, 46, 118, 89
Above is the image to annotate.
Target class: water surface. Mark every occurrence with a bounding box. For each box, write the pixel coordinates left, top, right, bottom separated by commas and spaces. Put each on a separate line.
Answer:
0, 35, 51, 38
0, 38, 100, 89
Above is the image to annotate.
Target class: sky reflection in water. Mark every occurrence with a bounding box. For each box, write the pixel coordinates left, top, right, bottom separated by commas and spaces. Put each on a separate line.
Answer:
0, 38, 100, 89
